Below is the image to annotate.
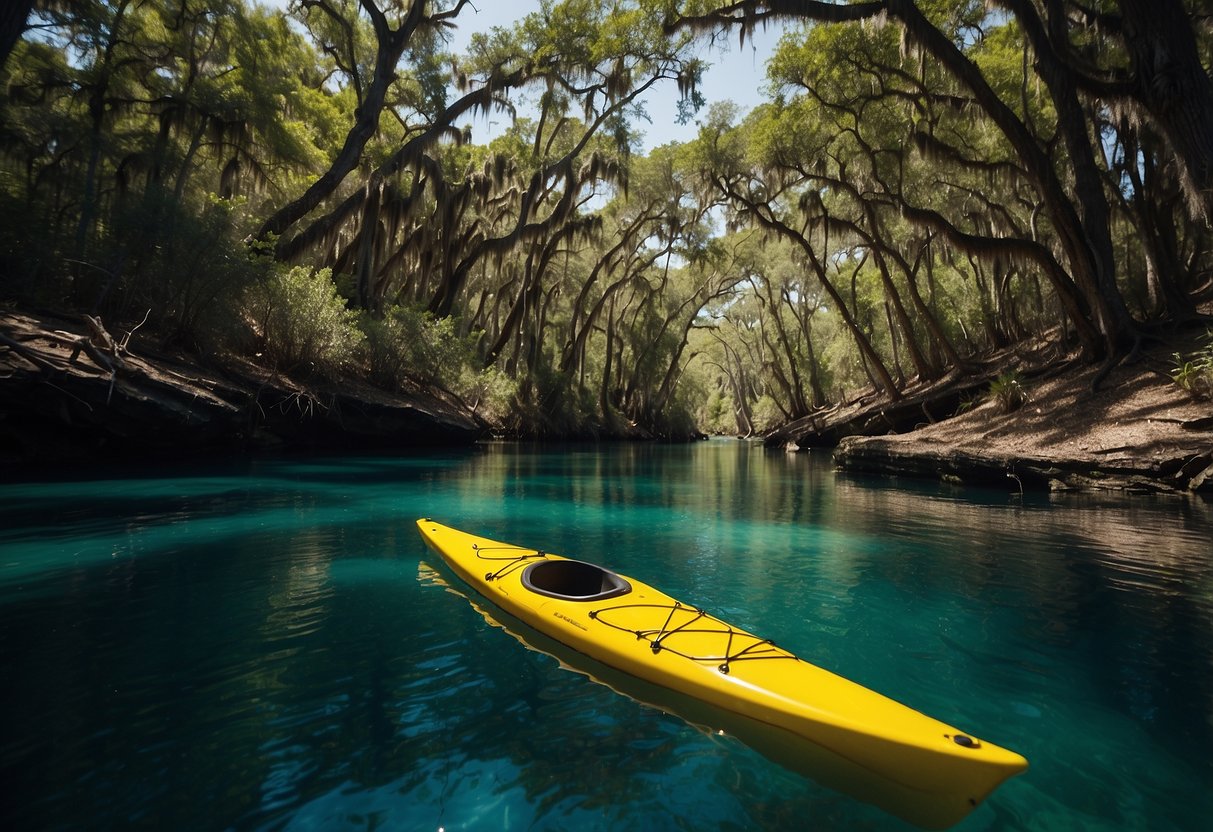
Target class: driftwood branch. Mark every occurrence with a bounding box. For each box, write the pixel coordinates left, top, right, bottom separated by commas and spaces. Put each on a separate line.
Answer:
0, 332, 59, 373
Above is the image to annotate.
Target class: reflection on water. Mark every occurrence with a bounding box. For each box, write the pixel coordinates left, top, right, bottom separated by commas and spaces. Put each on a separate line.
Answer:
0, 442, 1210, 830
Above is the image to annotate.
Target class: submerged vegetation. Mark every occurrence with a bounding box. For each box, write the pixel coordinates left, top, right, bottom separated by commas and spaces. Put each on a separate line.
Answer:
1, 0, 1210, 441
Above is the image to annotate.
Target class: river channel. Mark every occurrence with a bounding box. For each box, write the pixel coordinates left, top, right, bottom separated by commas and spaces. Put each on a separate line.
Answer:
2, 441, 1209, 830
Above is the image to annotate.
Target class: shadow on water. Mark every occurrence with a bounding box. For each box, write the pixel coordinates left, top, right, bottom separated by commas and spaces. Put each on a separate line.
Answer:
1, 521, 480, 830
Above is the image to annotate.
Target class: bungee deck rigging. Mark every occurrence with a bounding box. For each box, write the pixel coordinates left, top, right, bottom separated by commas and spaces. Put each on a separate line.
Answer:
418, 519, 1028, 830
470, 540, 801, 674
472, 542, 546, 582
589, 603, 800, 675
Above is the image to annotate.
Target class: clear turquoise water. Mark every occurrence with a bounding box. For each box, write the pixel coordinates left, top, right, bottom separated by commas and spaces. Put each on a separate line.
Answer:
1, 441, 1210, 831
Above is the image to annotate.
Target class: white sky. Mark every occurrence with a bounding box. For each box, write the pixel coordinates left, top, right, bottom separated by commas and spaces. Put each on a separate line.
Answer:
257, 1, 785, 152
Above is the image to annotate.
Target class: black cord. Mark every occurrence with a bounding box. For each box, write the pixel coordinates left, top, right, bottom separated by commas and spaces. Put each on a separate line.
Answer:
472, 543, 547, 582
591, 602, 800, 673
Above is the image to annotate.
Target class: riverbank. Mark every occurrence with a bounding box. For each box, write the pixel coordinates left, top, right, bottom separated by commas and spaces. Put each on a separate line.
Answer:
4, 307, 1211, 494
830, 336, 1213, 495
0, 309, 483, 465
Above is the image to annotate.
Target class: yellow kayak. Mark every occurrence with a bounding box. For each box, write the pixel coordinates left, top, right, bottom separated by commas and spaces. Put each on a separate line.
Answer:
416, 519, 1027, 825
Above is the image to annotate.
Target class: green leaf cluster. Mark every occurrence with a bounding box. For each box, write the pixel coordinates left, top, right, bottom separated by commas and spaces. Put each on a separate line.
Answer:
1171, 335, 1213, 401
245, 265, 364, 375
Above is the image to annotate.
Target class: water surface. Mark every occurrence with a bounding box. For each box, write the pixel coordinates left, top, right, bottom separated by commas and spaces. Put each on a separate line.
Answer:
2, 442, 1210, 830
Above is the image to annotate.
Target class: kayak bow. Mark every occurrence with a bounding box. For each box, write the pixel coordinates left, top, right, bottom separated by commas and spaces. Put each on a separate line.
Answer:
416, 519, 1027, 826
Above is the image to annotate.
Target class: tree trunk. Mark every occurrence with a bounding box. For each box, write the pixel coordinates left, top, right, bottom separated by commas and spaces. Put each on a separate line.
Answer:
353, 183, 384, 311
891, 0, 1131, 356
765, 286, 810, 417
73, 1, 132, 265
253, 0, 425, 245
1117, 0, 1213, 223
0, 0, 34, 74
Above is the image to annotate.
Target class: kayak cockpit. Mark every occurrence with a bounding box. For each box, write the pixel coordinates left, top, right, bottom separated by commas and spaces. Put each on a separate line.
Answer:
522, 559, 632, 602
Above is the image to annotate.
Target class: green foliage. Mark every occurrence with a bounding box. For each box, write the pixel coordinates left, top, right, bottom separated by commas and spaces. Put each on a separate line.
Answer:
699, 389, 737, 435
652, 384, 702, 440
750, 395, 784, 434
988, 369, 1026, 414
1170, 335, 1213, 401
360, 304, 473, 390
360, 304, 519, 422
955, 393, 979, 415
359, 309, 414, 392
462, 366, 519, 425
116, 191, 264, 349
0, 0, 350, 321
524, 362, 601, 437
245, 266, 364, 375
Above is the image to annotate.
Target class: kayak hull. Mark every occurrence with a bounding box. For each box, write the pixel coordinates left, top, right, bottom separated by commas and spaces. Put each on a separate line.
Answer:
416, 519, 1027, 827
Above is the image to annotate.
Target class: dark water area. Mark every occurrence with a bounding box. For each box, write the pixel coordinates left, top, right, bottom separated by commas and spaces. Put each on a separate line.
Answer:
2, 441, 1210, 830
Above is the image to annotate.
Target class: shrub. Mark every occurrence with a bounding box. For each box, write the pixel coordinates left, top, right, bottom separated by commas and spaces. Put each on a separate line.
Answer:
657, 385, 706, 440
360, 309, 414, 391
989, 369, 1026, 414
751, 394, 785, 434
245, 265, 364, 375
699, 389, 738, 435
524, 363, 591, 436
359, 305, 520, 423
359, 304, 475, 391
138, 193, 263, 351
461, 366, 518, 424
1171, 333, 1213, 401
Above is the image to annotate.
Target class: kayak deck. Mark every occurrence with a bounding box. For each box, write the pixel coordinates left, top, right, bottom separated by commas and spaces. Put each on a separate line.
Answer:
416, 519, 1027, 824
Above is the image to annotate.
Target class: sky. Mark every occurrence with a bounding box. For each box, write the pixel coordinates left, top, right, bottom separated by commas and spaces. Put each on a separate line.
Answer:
258, 1, 788, 153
